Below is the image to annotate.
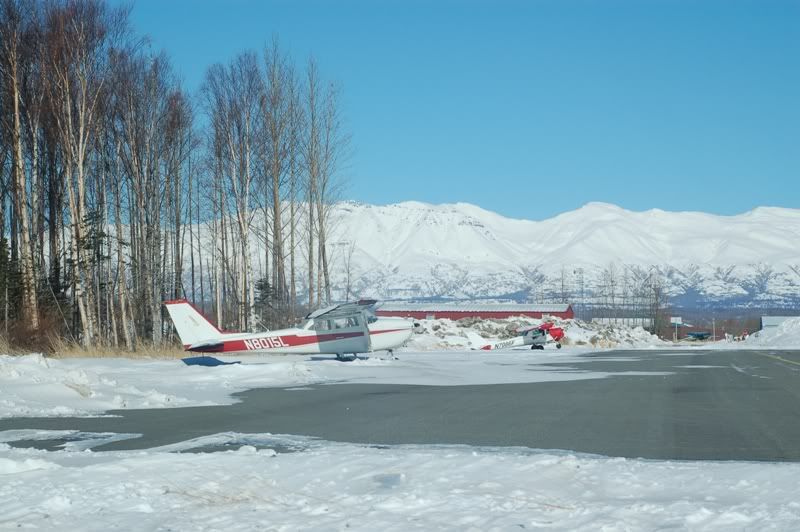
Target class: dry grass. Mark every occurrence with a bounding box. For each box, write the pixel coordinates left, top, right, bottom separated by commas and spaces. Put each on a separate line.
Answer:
0, 332, 186, 359
0, 335, 18, 355
0, 311, 189, 359
47, 339, 188, 359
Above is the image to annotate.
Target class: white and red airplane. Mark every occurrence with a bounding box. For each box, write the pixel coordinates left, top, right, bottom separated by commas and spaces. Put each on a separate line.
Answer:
164, 299, 416, 360
467, 322, 565, 351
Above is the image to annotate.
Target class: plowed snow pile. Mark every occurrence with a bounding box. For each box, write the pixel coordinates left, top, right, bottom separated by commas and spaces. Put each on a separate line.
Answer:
744, 318, 800, 348
405, 317, 666, 351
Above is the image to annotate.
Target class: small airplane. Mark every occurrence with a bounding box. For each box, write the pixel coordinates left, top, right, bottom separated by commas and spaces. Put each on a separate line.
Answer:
467, 322, 565, 351
164, 299, 416, 360
685, 331, 711, 341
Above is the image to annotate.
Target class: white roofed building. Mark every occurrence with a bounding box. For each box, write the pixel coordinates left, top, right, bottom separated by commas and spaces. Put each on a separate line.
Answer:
375, 303, 574, 320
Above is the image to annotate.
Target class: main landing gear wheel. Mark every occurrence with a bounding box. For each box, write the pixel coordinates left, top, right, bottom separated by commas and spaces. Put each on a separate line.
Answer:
556, 343, 562, 349
531, 344, 544, 350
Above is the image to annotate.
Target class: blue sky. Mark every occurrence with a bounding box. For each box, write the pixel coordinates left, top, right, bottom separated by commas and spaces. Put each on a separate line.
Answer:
120, 0, 799, 219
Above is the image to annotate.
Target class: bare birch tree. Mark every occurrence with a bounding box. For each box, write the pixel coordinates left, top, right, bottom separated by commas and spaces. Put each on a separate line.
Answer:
0, 2, 352, 348
44, 0, 127, 345
0, 0, 40, 329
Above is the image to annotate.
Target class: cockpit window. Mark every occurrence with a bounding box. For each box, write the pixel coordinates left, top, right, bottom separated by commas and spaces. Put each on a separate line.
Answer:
313, 316, 362, 331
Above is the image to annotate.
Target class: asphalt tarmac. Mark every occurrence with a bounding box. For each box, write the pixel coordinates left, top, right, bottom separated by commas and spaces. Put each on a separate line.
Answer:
3, 349, 800, 461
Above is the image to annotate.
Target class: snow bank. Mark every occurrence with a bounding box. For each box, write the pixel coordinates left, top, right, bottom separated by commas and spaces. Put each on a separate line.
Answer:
744, 318, 800, 348
0, 353, 316, 419
406, 317, 666, 351
561, 321, 668, 349
1, 433, 798, 530
0, 349, 668, 419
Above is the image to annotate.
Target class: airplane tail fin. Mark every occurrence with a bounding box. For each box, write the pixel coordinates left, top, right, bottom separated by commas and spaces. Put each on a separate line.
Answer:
163, 299, 224, 348
465, 331, 491, 350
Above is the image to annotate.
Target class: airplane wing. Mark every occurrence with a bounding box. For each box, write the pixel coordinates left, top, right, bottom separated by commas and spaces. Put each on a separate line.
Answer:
306, 299, 378, 320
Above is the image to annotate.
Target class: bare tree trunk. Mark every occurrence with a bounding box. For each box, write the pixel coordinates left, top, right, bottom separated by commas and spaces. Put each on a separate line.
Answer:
64, 163, 94, 345
197, 180, 205, 313
289, 166, 296, 313
188, 162, 195, 303
47, 146, 61, 296
103, 165, 117, 347
173, 157, 182, 299
317, 235, 323, 305
215, 174, 224, 327
317, 200, 331, 304
3, 29, 39, 329
307, 193, 315, 308
113, 173, 133, 350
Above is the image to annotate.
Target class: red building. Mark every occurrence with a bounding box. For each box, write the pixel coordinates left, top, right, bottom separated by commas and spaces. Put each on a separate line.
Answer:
375, 303, 574, 321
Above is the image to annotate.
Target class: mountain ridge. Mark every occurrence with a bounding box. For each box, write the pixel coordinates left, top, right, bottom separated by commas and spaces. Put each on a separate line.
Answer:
324, 200, 800, 307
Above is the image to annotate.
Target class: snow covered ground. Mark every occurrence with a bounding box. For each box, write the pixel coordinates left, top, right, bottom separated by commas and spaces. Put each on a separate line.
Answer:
2, 432, 800, 531
2, 324, 800, 530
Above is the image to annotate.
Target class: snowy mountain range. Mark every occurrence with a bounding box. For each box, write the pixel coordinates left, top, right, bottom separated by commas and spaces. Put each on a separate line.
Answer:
324, 201, 800, 309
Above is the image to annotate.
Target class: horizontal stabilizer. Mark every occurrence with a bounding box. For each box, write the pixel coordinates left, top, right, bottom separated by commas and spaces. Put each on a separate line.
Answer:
188, 342, 224, 353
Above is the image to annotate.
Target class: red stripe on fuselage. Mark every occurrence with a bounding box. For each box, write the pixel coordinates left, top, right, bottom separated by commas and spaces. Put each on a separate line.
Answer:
191, 331, 364, 353
369, 328, 408, 335
187, 327, 410, 353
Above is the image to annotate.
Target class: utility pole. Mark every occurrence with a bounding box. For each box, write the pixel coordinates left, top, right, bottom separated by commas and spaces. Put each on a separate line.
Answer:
574, 267, 584, 320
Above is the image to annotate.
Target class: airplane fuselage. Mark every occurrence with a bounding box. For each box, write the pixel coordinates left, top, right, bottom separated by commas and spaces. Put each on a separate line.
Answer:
186, 317, 414, 355
165, 299, 415, 357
